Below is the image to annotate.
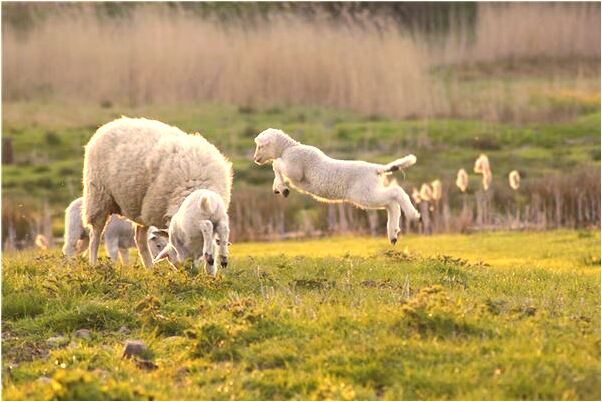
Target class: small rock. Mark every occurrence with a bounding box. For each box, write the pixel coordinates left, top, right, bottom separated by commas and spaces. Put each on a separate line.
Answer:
122, 340, 147, 358
46, 336, 69, 348
74, 329, 91, 340
163, 336, 184, 344
135, 359, 158, 371
117, 326, 130, 335
36, 376, 52, 384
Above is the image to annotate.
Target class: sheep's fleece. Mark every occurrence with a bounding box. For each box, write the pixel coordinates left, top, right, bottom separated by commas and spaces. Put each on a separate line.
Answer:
83, 117, 232, 267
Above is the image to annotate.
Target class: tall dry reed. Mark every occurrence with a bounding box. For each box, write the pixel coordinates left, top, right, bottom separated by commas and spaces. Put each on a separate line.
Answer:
3, 3, 599, 120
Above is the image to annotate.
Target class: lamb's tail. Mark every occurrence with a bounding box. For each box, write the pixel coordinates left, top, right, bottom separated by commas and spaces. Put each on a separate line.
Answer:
378, 154, 417, 175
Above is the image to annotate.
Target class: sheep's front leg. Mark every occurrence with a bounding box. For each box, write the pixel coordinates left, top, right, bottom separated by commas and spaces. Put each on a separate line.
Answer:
272, 159, 290, 197
135, 225, 153, 268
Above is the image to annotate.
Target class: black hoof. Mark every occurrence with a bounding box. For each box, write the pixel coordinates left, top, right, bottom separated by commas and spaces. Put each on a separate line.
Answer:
274, 190, 280, 195
220, 256, 228, 268
390, 238, 397, 245
204, 253, 214, 266
283, 189, 290, 197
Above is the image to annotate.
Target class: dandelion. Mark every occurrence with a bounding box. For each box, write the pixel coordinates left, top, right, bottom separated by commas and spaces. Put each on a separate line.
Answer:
456, 168, 468, 192
509, 170, 520, 190
431, 179, 442, 200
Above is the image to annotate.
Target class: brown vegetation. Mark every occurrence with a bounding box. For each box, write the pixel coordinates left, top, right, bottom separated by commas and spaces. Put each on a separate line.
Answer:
3, 3, 599, 121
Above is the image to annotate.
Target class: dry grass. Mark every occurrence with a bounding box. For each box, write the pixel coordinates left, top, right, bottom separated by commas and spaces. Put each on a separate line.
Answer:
2, 3, 600, 120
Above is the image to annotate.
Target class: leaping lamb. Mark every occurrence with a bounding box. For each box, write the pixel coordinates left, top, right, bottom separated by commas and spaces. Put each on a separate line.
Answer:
253, 128, 420, 244
82, 117, 232, 274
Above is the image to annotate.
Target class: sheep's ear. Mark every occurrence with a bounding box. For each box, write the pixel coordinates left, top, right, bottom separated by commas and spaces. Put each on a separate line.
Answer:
153, 245, 171, 264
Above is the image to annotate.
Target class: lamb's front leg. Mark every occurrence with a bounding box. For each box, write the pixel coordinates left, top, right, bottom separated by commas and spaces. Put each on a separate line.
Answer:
272, 159, 290, 197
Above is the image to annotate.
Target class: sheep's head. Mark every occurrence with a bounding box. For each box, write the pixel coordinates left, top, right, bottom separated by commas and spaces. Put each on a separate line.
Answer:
253, 128, 286, 165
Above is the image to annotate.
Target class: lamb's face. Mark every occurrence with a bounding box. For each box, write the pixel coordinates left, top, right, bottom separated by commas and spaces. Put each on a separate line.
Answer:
147, 227, 169, 259
253, 129, 279, 165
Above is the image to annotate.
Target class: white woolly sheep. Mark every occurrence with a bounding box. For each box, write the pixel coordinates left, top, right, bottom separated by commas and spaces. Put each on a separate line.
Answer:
153, 189, 230, 275
82, 117, 232, 271
63, 197, 165, 263
253, 128, 419, 244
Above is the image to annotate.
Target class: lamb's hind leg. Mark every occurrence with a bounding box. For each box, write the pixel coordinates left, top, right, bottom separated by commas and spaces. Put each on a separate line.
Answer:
135, 225, 153, 268
393, 186, 420, 222
386, 203, 402, 245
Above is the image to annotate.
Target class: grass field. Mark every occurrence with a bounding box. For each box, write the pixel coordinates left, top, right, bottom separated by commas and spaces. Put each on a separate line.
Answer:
2, 230, 600, 400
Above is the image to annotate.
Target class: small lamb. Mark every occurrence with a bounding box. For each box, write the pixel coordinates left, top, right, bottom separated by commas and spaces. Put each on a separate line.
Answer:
253, 128, 420, 244
153, 189, 230, 275
63, 197, 166, 263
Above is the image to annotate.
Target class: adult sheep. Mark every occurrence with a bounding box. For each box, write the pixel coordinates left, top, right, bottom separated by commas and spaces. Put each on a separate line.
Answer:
82, 117, 232, 272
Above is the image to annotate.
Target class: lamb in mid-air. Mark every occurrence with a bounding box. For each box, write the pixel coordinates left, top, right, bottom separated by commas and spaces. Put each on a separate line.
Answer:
62, 197, 166, 263
82, 117, 232, 274
253, 128, 420, 244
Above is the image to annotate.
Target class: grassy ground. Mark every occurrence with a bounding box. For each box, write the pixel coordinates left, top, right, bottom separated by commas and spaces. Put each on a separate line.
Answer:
2, 230, 600, 400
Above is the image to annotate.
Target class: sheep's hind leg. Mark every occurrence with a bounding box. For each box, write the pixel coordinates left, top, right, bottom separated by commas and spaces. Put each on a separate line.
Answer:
88, 215, 109, 265
386, 203, 402, 245
135, 225, 153, 268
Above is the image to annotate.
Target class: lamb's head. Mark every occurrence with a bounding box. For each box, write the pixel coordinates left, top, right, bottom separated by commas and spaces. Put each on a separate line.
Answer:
253, 128, 293, 165
147, 226, 169, 259
153, 190, 230, 275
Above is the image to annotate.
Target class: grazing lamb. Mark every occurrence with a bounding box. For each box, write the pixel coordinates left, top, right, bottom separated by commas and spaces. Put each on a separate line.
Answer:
153, 189, 230, 275
253, 128, 420, 244
82, 117, 232, 272
63, 197, 165, 263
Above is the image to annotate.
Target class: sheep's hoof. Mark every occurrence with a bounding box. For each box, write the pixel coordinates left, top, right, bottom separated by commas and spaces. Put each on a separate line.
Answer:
282, 189, 290, 197
204, 253, 214, 266
274, 190, 280, 195
390, 238, 397, 245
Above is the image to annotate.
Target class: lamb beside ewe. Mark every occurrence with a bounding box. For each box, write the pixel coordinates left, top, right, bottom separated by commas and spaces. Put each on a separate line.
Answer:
82, 117, 232, 273
153, 189, 230, 275
63, 197, 166, 263
253, 128, 420, 244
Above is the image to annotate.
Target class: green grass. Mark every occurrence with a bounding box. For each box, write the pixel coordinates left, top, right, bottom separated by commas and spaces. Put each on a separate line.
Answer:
2, 230, 600, 400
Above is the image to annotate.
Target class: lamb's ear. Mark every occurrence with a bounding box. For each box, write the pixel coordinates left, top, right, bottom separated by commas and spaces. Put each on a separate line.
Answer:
199, 195, 214, 214
153, 245, 171, 264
